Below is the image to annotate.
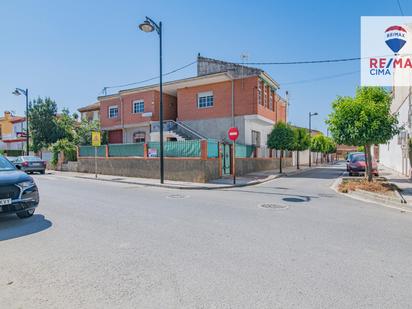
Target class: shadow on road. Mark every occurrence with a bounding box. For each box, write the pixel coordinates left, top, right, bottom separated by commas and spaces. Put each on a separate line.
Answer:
289, 166, 345, 180
0, 214, 52, 241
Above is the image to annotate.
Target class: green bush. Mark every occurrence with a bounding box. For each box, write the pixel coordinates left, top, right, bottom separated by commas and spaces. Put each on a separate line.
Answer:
50, 139, 77, 166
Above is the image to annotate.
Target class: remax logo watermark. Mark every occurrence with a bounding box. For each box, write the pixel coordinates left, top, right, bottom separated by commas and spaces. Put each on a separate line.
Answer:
361, 17, 412, 86
385, 25, 407, 53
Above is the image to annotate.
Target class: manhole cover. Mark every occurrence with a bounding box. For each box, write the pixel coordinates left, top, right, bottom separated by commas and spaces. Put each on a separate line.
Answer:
166, 194, 189, 199
282, 197, 307, 203
259, 203, 288, 210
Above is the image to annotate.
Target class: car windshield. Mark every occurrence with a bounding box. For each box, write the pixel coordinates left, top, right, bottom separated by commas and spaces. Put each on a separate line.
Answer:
352, 154, 365, 162
0, 156, 16, 171
22, 156, 42, 162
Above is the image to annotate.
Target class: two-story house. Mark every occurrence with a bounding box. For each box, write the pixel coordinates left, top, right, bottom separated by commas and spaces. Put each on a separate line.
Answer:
78, 102, 100, 123
95, 56, 287, 148
0, 111, 27, 152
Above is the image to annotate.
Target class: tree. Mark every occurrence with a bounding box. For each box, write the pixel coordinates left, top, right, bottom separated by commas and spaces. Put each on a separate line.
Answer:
267, 122, 295, 173
291, 127, 310, 169
323, 136, 337, 163
55, 108, 78, 143
76, 119, 107, 146
310, 134, 325, 164
327, 87, 399, 181
28, 97, 60, 152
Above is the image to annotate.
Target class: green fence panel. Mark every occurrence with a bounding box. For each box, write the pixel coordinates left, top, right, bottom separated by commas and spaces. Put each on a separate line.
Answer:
79, 145, 106, 157
108, 143, 144, 157
148, 140, 201, 157
235, 143, 255, 158
207, 139, 219, 158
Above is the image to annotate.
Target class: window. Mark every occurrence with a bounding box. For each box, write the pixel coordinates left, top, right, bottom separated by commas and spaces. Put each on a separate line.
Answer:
257, 79, 262, 105
269, 90, 273, 110
264, 86, 267, 107
251, 130, 261, 146
133, 100, 144, 113
198, 91, 214, 108
108, 106, 119, 118
133, 131, 145, 143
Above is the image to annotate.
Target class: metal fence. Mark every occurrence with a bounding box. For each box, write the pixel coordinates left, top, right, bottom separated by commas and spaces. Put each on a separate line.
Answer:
147, 140, 201, 157
78, 140, 258, 159
79, 146, 106, 157
235, 143, 255, 158
207, 139, 219, 158
108, 143, 144, 157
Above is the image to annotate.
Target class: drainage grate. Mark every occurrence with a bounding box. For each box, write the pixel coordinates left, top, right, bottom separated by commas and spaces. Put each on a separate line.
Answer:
166, 194, 189, 199
259, 203, 288, 210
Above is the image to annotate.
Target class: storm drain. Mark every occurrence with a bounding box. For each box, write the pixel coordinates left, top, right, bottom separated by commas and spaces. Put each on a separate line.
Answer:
166, 194, 189, 199
259, 203, 288, 210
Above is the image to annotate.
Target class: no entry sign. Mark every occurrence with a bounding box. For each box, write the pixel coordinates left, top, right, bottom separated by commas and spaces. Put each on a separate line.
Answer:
228, 127, 239, 141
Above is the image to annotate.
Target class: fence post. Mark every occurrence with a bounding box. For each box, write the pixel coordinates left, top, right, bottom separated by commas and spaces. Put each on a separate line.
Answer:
76, 146, 79, 159
105, 145, 109, 158
143, 143, 148, 159
218, 142, 222, 177
200, 140, 208, 160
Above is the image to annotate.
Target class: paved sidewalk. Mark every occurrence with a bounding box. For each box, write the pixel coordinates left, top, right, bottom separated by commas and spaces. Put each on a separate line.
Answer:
379, 165, 412, 203
47, 164, 322, 190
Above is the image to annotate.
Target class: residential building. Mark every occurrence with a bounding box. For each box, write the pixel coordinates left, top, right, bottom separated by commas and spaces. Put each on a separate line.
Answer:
97, 55, 287, 150
0, 111, 27, 153
78, 102, 100, 123
379, 86, 411, 176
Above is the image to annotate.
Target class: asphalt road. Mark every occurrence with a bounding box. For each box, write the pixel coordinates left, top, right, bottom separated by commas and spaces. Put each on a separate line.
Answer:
1, 164, 412, 308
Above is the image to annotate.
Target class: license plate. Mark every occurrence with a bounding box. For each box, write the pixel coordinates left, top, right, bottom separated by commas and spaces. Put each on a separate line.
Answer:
32, 163, 41, 166
0, 198, 12, 206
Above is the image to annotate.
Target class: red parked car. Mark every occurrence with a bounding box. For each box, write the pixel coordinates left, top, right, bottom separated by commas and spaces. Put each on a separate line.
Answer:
348, 154, 379, 176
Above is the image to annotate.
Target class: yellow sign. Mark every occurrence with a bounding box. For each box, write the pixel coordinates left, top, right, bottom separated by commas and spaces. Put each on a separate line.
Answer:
92, 131, 101, 147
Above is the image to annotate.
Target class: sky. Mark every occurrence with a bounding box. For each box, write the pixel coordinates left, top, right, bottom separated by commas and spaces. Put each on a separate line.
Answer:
0, 0, 409, 133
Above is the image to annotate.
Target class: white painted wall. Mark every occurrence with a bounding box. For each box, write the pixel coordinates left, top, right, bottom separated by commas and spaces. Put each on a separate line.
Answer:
379, 88, 411, 176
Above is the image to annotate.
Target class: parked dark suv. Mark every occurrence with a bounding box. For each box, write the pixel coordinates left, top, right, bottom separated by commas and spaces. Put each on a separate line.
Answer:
0, 156, 39, 219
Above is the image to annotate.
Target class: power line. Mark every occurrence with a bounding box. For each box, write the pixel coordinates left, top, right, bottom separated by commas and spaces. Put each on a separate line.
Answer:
101, 60, 196, 94
281, 70, 359, 86
242, 57, 364, 65
396, 0, 405, 15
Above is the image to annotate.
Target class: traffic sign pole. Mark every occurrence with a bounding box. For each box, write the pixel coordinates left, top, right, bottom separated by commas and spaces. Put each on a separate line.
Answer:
232, 140, 236, 184
227, 127, 239, 185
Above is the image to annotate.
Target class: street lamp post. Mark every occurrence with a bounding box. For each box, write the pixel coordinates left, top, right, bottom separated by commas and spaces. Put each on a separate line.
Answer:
12, 88, 29, 155
139, 17, 164, 184
308, 112, 318, 167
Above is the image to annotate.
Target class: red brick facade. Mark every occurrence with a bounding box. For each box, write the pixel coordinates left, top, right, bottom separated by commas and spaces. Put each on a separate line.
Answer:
100, 90, 177, 129
177, 76, 286, 122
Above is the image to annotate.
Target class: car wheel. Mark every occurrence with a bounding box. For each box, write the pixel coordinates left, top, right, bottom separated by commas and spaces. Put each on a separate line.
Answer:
16, 209, 35, 219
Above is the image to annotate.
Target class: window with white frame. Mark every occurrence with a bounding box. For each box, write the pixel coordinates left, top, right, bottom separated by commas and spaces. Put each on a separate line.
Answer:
108, 106, 119, 118
133, 100, 144, 113
269, 90, 273, 110
257, 79, 262, 105
197, 91, 214, 108
251, 130, 261, 146
264, 86, 267, 107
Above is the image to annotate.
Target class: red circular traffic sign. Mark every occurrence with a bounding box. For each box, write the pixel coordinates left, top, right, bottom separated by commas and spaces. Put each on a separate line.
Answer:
228, 127, 239, 141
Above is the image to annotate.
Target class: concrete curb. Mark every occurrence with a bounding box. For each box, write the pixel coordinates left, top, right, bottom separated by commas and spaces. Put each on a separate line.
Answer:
67, 166, 319, 190
330, 177, 412, 213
